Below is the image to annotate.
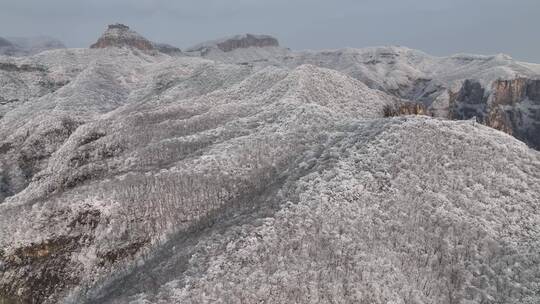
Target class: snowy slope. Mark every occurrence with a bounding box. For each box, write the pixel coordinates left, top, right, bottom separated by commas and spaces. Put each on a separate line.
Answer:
0, 28, 539, 304
0, 45, 399, 303
104, 117, 540, 304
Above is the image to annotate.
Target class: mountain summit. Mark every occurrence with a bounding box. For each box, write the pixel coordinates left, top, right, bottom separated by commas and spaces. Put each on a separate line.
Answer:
90, 23, 155, 51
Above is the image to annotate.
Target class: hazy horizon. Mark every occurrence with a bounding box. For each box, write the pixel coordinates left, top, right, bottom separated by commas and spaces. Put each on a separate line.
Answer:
1, 0, 539, 63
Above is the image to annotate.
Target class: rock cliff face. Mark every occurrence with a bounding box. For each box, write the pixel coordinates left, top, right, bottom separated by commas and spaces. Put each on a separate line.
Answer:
489, 78, 540, 148
485, 106, 514, 135
216, 34, 279, 52
492, 78, 540, 105
187, 34, 280, 54
90, 24, 155, 51
449, 80, 488, 121
450, 78, 540, 149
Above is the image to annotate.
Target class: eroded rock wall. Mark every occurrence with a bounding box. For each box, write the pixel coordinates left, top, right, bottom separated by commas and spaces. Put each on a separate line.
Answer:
450, 78, 540, 149
216, 34, 279, 52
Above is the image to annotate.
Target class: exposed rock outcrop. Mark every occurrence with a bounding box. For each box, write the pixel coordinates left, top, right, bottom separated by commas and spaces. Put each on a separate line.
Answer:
0, 235, 85, 304
485, 106, 514, 135
489, 78, 540, 148
383, 101, 428, 117
187, 34, 279, 54
449, 79, 488, 121
90, 24, 155, 51
216, 34, 279, 52
450, 78, 540, 149
492, 78, 540, 105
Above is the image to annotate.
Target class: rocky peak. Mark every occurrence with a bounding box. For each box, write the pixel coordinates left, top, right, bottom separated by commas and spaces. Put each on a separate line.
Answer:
107, 23, 130, 31
187, 33, 279, 53
90, 23, 155, 51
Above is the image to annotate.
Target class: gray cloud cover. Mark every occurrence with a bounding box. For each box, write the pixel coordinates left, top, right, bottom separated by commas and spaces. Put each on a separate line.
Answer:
1, 0, 539, 62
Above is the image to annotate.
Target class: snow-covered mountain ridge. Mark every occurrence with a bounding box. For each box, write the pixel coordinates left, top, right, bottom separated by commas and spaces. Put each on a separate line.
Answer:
191, 43, 540, 149
0, 25, 539, 304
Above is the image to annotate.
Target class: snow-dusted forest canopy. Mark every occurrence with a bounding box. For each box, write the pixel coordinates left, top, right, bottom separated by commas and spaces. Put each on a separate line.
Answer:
0, 25, 539, 304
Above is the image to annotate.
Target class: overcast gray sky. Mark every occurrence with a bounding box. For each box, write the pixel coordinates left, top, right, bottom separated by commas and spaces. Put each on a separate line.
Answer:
1, 0, 539, 62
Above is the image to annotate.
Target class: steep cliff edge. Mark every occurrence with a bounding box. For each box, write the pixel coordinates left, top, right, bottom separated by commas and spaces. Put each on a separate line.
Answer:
450, 78, 540, 149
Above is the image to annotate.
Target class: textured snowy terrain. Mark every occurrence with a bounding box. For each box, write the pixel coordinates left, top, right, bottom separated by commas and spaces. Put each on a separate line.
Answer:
187, 39, 540, 149
192, 43, 540, 92
0, 29, 539, 304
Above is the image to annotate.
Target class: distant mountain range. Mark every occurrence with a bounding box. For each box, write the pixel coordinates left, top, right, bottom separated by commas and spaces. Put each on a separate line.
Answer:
0, 35, 66, 56
185, 36, 540, 150
0, 24, 539, 304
